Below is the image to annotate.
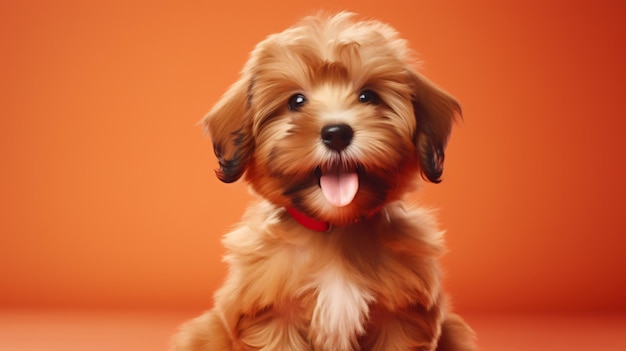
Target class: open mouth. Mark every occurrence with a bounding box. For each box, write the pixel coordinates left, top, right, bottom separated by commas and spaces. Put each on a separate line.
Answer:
315, 165, 362, 207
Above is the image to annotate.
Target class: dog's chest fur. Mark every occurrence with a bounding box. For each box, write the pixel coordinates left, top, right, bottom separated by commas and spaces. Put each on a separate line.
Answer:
214, 201, 445, 350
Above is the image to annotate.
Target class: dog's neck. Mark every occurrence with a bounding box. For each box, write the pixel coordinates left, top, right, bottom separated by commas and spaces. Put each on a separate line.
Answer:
285, 206, 384, 232
285, 207, 330, 232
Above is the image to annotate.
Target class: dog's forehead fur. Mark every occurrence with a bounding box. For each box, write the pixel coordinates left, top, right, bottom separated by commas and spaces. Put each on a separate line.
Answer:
279, 13, 409, 59
247, 12, 415, 76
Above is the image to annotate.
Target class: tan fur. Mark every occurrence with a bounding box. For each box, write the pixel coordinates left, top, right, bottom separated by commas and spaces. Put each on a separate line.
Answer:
173, 12, 476, 351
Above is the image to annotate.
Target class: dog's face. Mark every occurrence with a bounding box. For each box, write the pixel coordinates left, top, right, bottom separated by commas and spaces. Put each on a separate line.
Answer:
205, 13, 460, 226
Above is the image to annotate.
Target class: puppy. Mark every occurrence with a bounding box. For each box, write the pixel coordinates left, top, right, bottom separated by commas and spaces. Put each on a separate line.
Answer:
173, 12, 476, 351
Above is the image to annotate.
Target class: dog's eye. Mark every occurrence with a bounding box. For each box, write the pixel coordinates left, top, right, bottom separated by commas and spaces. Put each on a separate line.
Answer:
358, 90, 380, 105
288, 94, 307, 112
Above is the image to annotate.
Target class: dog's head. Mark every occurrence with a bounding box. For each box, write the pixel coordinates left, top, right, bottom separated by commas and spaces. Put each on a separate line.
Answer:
204, 12, 460, 226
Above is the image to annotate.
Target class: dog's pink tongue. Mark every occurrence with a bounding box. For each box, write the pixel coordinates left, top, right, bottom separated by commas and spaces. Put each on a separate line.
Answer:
320, 172, 359, 207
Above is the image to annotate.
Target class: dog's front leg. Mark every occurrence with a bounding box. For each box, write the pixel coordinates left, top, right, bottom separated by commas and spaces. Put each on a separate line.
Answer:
171, 309, 233, 351
233, 306, 312, 351
359, 303, 444, 351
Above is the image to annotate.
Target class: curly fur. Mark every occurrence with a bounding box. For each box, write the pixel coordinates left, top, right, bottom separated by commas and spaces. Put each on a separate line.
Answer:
173, 12, 476, 351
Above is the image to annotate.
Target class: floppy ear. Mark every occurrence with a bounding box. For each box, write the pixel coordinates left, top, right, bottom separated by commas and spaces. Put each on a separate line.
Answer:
410, 71, 461, 183
202, 77, 254, 183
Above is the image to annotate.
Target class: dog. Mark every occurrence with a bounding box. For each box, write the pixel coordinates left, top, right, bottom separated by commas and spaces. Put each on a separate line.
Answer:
173, 12, 476, 351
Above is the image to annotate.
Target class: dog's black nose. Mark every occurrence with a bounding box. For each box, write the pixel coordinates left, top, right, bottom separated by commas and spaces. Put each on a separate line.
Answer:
321, 124, 354, 152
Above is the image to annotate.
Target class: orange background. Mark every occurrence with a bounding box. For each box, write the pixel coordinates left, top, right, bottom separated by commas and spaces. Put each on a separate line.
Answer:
2, 0, 625, 315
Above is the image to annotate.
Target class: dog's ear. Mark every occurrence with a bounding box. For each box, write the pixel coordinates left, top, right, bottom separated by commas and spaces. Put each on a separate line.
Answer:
410, 70, 461, 183
202, 77, 254, 183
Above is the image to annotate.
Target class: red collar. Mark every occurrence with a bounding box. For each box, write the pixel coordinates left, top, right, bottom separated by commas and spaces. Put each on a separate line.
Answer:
285, 207, 330, 232
285, 206, 383, 232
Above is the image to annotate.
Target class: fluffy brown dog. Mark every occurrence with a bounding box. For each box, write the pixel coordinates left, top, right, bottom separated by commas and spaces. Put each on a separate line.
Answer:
173, 12, 476, 351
